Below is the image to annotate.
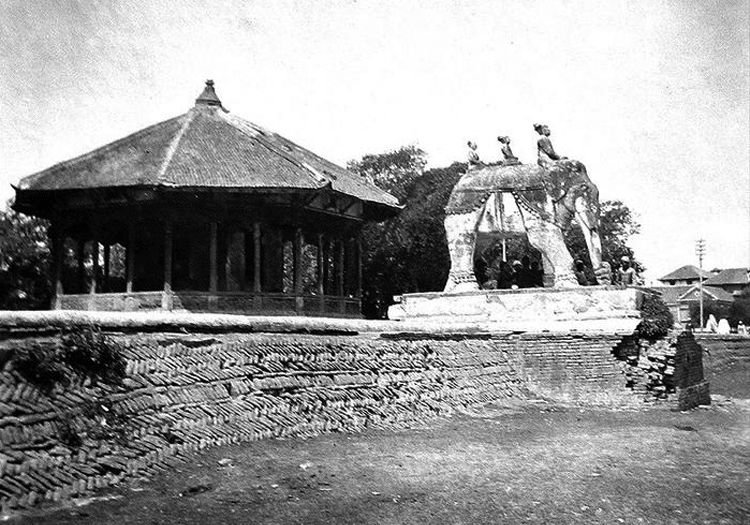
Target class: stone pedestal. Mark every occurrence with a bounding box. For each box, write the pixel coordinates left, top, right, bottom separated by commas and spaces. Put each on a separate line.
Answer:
388, 286, 644, 333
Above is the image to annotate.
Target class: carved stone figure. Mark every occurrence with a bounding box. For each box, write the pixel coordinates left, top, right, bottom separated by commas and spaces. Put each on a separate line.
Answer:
467, 141, 481, 167
533, 123, 566, 168
617, 256, 641, 286
443, 158, 612, 291
497, 136, 519, 165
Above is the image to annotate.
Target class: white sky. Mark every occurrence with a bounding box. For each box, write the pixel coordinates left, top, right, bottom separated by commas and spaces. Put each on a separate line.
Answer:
1, 0, 748, 281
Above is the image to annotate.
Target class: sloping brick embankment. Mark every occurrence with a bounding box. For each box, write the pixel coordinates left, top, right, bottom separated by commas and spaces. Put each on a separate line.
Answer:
0, 313, 709, 511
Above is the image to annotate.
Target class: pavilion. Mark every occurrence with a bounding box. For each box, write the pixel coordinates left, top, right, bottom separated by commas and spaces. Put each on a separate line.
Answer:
13, 81, 400, 317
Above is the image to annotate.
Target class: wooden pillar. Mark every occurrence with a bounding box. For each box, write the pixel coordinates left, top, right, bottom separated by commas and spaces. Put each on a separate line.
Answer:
209, 222, 218, 310
317, 234, 325, 313
337, 238, 345, 314
76, 238, 85, 294
102, 243, 110, 293
209, 222, 218, 292
89, 230, 99, 310
253, 222, 262, 309
126, 222, 135, 293
90, 237, 99, 295
52, 225, 63, 310
293, 228, 303, 313
356, 236, 363, 299
162, 220, 173, 310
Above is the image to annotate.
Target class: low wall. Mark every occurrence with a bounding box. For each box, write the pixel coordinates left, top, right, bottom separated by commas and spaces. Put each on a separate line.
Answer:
696, 334, 750, 399
0, 313, 709, 511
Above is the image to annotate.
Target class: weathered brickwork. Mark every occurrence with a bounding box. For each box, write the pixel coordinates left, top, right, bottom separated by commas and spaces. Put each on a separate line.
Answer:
0, 327, 707, 511
614, 332, 710, 408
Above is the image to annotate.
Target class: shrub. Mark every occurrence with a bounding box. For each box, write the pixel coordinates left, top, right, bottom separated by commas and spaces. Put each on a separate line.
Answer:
10, 325, 126, 392
637, 293, 674, 340
61, 326, 126, 385
12, 343, 70, 393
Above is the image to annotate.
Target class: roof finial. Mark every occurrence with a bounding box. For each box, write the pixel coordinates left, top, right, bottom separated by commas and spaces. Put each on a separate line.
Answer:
195, 79, 222, 107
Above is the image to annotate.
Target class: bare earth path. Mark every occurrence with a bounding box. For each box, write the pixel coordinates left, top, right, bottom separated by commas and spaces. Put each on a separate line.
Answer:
11, 400, 750, 525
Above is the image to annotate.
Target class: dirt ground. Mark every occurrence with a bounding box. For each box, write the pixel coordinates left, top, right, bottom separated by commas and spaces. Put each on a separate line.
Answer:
11, 397, 750, 525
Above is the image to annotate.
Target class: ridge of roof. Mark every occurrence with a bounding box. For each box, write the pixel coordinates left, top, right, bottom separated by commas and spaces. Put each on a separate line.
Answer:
218, 111, 330, 189
17, 114, 187, 191
658, 264, 711, 281
157, 110, 196, 186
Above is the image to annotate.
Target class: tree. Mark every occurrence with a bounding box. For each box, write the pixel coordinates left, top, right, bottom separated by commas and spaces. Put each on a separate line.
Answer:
349, 146, 466, 318
564, 199, 643, 277
0, 203, 51, 309
347, 145, 427, 202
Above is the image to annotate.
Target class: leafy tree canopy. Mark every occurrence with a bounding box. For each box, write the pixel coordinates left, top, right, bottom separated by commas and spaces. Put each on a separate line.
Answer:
0, 202, 51, 309
565, 199, 643, 273
347, 145, 427, 201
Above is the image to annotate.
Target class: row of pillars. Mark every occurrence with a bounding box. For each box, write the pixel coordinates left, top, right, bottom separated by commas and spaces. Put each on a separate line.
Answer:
52, 220, 360, 311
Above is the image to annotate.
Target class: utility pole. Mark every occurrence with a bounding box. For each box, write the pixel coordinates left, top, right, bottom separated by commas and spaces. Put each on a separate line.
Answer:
695, 239, 706, 330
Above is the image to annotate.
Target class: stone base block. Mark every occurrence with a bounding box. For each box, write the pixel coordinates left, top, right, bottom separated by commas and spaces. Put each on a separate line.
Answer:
677, 381, 711, 411
388, 286, 644, 333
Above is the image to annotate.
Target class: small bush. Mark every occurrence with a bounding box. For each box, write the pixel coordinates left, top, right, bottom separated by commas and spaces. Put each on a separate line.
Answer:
12, 343, 70, 392
11, 325, 126, 392
637, 293, 674, 340
61, 326, 126, 385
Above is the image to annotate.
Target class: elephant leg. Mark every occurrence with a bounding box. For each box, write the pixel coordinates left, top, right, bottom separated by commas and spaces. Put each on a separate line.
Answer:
444, 209, 484, 292
520, 211, 578, 288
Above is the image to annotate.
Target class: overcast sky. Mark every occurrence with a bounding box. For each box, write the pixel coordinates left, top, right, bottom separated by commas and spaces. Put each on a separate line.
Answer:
1, 0, 748, 281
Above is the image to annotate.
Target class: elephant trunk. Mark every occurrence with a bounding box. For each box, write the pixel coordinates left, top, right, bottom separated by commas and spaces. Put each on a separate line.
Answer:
574, 195, 611, 285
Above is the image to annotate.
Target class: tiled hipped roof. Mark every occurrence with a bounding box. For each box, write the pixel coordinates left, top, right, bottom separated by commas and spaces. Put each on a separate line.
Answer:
16, 81, 400, 214
657, 265, 712, 282
704, 268, 750, 287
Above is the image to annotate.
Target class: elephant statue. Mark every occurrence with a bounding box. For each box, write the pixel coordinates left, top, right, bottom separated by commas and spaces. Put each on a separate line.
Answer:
443, 159, 611, 292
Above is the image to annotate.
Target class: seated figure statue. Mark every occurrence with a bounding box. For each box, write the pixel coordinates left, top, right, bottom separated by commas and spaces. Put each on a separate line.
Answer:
467, 140, 481, 168
497, 136, 520, 165
533, 123, 567, 168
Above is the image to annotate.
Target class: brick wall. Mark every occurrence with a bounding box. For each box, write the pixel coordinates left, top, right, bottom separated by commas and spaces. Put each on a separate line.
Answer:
0, 322, 705, 511
613, 332, 710, 409
696, 334, 750, 398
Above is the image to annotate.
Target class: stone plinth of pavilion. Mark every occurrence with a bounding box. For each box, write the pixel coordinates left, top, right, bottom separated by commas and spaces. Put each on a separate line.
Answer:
13, 81, 401, 317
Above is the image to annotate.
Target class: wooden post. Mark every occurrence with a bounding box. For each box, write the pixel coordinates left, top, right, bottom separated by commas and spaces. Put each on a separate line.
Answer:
356, 236, 363, 299
89, 232, 99, 310
102, 243, 110, 293
253, 222, 262, 309
52, 225, 63, 310
126, 222, 135, 293
90, 239, 99, 294
76, 238, 85, 294
209, 222, 218, 306
293, 228, 303, 313
162, 220, 173, 310
337, 238, 345, 314
317, 234, 325, 314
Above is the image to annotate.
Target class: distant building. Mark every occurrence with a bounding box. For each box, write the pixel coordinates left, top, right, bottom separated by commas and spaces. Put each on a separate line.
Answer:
703, 268, 750, 297
657, 265, 712, 286
650, 285, 691, 324
653, 264, 749, 327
